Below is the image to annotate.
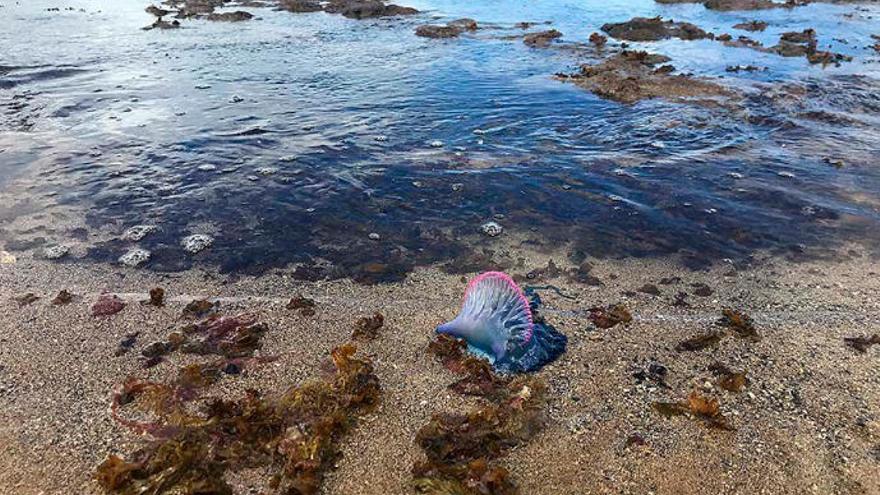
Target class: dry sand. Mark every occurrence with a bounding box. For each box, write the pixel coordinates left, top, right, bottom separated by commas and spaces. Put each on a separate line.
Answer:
0, 246, 879, 495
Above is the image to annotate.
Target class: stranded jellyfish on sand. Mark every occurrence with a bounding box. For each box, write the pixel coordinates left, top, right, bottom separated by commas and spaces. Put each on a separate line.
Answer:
436, 271, 567, 373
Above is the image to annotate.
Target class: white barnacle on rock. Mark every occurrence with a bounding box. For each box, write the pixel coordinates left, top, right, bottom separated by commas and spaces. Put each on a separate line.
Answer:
182, 234, 214, 254
122, 225, 157, 242
119, 248, 151, 267
0, 250, 17, 264
43, 245, 70, 260
481, 221, 503, 237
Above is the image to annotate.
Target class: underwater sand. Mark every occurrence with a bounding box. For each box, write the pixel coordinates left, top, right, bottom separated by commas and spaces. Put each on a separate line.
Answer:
1, 246, 878, 494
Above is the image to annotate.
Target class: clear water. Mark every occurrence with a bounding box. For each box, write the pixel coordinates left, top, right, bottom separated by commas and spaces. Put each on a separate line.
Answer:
2, 0, 880, 280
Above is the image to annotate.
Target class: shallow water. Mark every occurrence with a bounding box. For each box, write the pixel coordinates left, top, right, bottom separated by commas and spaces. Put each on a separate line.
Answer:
2, 0, 880, 279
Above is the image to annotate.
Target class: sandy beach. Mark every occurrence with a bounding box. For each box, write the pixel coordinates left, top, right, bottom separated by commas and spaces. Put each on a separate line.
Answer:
1, 244, 878, 494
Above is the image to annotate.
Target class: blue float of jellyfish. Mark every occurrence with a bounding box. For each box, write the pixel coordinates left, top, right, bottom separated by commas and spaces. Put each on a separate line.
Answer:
436, 271, 567, 373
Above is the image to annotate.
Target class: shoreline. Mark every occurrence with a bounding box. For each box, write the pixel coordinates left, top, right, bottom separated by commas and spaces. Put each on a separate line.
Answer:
1, 248, 878, 494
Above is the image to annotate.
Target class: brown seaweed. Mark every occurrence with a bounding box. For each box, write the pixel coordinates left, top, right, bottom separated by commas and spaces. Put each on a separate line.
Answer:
92, 294, 125, 316
144, 287, 165, 307
287, 294, 316, 316
719, 308, 760, 340
588, 303, 633, 329
413, 379, 545, 494
676, 332, 723, 351
182, 299, 218, 318
653, 392, 734, 431
352, 312, 384, 340
428, 335, 511, 400
844, 334, 880, 353
97, 343, 380, 495
52, 290, 74, 305
709, 362, 749, 392
13, 293, 39, 307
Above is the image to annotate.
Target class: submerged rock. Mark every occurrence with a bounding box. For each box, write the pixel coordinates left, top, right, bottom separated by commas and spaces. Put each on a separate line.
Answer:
601, 16, 713, 42
143, 18, 181, 30
523, 29, 562, 47
733, 20, 768, 32
119, 248, 152, 267
206, 10, 254, 21
181, 234, 214, 254
415, 19, 477, 39
557, 50, 730, 105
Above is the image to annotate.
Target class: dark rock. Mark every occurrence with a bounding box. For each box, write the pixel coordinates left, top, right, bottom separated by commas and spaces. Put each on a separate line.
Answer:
558, 50, 728, 105
601, 16, 713, 42
206, 10, 254, 21
325, 0, 418, 19
523, 29, 563, 48
589, 32, 608, 46
277, 0, 322, 12
733, 20, 767, 31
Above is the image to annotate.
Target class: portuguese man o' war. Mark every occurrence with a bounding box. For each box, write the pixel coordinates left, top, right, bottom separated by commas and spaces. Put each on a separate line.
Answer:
436, 271, 568, 373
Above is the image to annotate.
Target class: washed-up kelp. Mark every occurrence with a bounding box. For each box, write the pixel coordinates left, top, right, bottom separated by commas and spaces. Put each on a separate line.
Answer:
13, 293, 39, 307
718, 309, 760, 340
287, 294, 316, 316
436, 272, 567, 373
143, 287, 165, 307
652, 392, 734, 431
709, 362, 749, 392
352, 312, 384, 340
588, 303, 632, 329
429, 335, 512, 400
413, 379, 546, 494
844, 334, 880, 353
138, 314, 267, 368
97, 343, 381, 495
676, 332, 723, 351
93, 294, 125, 316
182, 298, 218, 318
52, 290, 74, 305
417, 334, 546, 493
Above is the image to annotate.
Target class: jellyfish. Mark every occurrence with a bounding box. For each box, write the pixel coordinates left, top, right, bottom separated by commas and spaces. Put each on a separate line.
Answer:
436, 271, 567, 373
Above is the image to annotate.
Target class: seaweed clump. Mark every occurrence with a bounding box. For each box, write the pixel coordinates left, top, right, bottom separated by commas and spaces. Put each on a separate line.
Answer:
709, 362, 749, 392
96, 343, 381, 494
844, 334, 880, 354
287, 294, 316, 316
134, 314, 269, 369
352, 312, 384, 340
588, 303, 633, 329
52, 290, 74, 305
415, 335, 546, 493
653, 392, 734, 431
143, 287, 165, 307
718, 308, 760, 340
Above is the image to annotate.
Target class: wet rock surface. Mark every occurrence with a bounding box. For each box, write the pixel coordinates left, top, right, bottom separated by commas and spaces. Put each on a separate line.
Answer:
557, 50, 731, 104
415, 18, 478, 39
523, 29, 563, 47
602, 16, 714, 42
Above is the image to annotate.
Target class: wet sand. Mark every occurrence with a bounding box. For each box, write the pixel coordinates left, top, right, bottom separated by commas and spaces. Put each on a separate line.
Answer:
0, 246, 879, 494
